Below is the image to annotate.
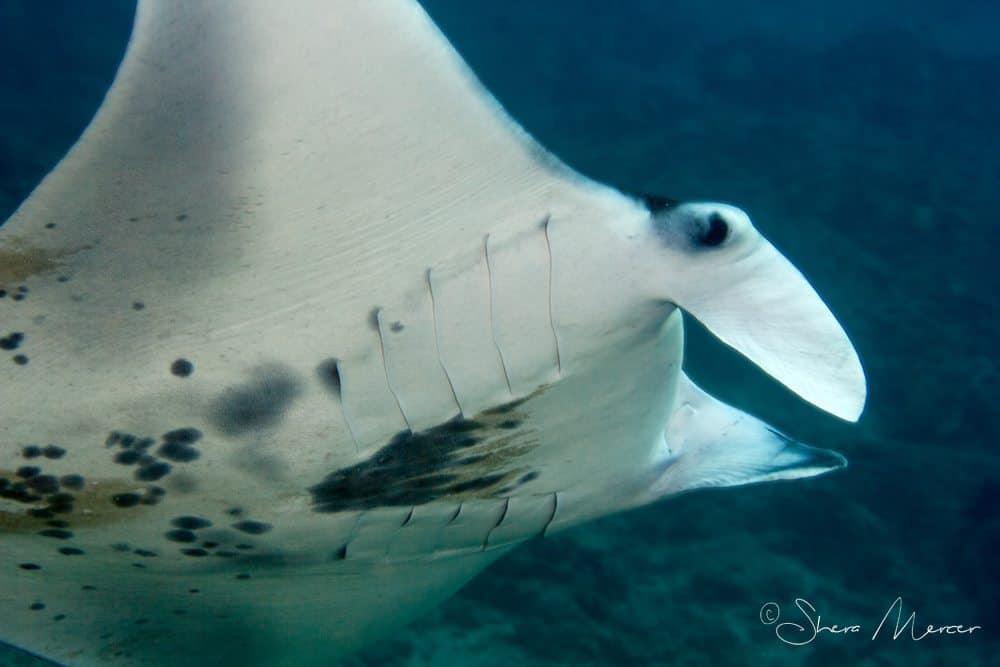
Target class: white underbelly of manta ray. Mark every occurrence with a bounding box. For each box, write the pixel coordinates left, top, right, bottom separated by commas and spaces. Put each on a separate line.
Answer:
0, 1, 866, 665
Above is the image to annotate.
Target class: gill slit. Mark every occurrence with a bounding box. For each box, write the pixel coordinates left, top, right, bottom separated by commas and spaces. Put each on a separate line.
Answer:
426, 268, 464, 416
484, 233, 514, 396
482, 497, 511, 551
542, 215, 563, 376
374, 308, 412, 431
541, 492, 559, 537
334, 359, 361, 452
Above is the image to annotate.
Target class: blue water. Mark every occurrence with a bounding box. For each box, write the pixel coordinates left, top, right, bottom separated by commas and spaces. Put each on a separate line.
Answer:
1, 2, 997, 665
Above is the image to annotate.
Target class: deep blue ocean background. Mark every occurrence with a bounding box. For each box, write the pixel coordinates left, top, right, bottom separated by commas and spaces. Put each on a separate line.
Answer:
1, 2, 997, 665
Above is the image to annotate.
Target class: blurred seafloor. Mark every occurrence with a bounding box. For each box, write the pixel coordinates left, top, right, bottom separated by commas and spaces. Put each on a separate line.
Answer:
1, 1, 997, 666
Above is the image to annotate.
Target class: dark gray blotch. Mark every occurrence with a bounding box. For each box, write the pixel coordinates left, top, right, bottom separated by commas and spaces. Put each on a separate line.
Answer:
315, 358, 341, 398
209, 366, 302, 436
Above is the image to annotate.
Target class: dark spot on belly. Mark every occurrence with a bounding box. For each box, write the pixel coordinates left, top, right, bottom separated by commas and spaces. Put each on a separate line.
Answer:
21, 445, 41, 459
181, 548, 208, 557
58, 547, 84, 556
27, 475, 59, 494
132, 302, 145, 311
18, 563, 41, 570
390, 321, 404, 333
135, 462, 171, 481
232, 520, 271, 535
0, 332, 24, 350
518, 471, 540, 484
171, 516, 211, 530
111, 493, 141, 508
157, 428, 203, 462
59, 474, 85, 491
29, 602, 45, 611
38, 529, 73, 539
209, 366, 301, 436
1, 481, 40, 504
163, 428, 202, 444
134, 549, 157, 558
12, 354, 28, 365
170, 358, 194, 377
16, 466, 40, 479
158, 441, 200, 462
114, 450, 142, 465
47, 493, 74, 513
165, 529, 197, 543
46, 505, 71, 517
42, 445, 65, 459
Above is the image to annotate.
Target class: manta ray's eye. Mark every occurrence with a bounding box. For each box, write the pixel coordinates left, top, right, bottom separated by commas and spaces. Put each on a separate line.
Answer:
699, 212, 729, 247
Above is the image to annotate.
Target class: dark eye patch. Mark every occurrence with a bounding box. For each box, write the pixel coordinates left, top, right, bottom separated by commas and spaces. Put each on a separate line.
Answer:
699, 212, 729, 246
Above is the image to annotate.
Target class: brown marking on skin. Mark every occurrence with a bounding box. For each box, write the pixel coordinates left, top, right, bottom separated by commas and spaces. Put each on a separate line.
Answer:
311, 386, 550, 513
0, 237, 72, 287
0, 472, 151, 533
433, 386, 552, 500
436, 411, 540, 501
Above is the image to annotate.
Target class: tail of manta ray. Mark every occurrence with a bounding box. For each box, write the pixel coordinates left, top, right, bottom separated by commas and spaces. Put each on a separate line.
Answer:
0, 1, 865, 666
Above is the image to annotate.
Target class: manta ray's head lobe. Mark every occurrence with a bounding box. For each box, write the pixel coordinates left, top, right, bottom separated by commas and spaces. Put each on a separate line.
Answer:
630, 199, 866, 420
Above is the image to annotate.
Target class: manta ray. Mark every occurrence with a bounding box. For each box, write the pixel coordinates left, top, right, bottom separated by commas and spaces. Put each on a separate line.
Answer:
0, 2, 865, 665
